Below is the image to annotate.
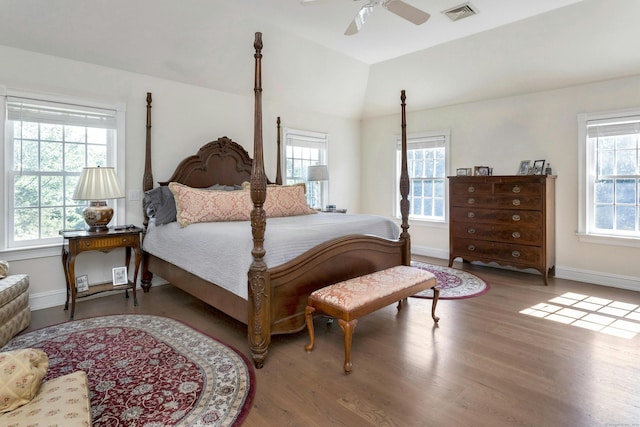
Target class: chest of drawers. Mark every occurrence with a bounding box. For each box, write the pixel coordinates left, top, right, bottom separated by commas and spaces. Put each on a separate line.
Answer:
448, 175, 556, 284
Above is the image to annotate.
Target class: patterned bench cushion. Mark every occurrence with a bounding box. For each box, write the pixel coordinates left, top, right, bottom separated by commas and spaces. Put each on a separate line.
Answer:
310, 265, 436, 312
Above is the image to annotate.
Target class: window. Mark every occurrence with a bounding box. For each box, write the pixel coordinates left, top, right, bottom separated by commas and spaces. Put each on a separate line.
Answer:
396, 130, 450, 222
1, 89, 125, 251
283, 127, 328, 209
578, 109, 640, 243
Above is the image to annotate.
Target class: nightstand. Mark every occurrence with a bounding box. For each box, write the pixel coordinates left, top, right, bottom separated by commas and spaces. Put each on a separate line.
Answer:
60, 226, 142, 319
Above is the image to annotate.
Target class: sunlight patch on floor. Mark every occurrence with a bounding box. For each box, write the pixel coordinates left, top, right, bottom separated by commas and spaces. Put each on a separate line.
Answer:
520, 292, 640, 339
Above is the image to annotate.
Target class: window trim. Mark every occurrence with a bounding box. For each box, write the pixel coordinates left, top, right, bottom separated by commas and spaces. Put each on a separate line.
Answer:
394, 129, 451, 223
1, 86, 126, 258
577, 108, 640, 248
283, 127, 329, 209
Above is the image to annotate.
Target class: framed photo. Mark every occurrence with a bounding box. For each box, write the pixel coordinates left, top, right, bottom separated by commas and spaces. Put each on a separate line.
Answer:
531, 160, 546, 175
517, 160, 531, 175
75, 275, 89, 292
112, 266, 128, 286
456, 168, 470, 176
474, 166, 490, 176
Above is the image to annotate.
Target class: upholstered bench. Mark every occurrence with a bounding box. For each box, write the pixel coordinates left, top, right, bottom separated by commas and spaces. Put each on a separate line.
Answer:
304, 265, 440, 374
0, 275, 31, 348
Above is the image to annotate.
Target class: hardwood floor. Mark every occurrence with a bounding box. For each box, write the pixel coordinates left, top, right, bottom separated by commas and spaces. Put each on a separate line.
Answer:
26, 257, 640, 426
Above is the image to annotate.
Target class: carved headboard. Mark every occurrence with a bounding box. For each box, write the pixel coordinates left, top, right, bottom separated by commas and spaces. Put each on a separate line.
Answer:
158, 136, 255, 188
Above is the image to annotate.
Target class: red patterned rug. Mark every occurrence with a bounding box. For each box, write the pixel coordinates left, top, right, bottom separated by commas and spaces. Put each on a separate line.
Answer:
2, 315, 254, 426
411, 261, 490, 300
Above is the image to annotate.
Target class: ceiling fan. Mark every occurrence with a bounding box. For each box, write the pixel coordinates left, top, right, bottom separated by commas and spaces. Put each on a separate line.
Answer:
301, 0, 431, 35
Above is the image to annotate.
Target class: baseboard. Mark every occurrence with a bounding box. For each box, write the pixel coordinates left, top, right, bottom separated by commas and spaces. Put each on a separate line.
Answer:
554, 266, 640, 292
411, 244, 640, 292
29, 279, 169, 311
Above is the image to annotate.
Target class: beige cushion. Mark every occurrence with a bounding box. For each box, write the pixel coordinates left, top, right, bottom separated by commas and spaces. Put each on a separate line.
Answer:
0, 370, 91, 426
170, 182, 253, 226
0, 349, 49, 413
264, 183, 316, 218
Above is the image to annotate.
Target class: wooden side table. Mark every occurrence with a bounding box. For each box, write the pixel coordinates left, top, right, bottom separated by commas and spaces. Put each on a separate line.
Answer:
60, 226, 142, 319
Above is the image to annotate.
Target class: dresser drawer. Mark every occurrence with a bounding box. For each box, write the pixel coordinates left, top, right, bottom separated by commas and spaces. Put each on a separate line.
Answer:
74, 235, 139, 251
494, 182, 542, 196
451, 194, 543, 210
451, 207, 542, 225
452, 238, 542, 266
451, 223, 542, 246
450, 181, 492, 196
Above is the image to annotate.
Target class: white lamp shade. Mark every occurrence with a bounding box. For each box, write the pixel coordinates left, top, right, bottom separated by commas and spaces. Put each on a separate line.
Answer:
307, 165, 329, 181
73, 167, 124, 200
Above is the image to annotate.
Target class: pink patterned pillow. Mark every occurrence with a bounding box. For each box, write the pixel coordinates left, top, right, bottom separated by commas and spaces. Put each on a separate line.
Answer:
168, 182, 252, 227
264, 184, 316, 218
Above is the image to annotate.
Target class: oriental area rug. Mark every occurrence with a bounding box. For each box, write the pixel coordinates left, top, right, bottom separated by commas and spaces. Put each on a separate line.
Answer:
411, 261, 490, 300
2, 314, 255, 427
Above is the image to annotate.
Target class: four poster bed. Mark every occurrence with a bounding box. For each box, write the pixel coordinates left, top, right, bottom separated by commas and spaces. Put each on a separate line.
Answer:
141, 32, 413, 368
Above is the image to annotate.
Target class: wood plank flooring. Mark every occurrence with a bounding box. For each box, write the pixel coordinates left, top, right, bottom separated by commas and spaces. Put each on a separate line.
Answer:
25, 257, 640, 426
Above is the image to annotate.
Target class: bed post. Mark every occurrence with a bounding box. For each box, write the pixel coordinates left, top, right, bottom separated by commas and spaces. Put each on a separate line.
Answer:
248, 32, 271, 368
141, 92, 154, 291
399, 90, 411, 265
275, 116, 283, 185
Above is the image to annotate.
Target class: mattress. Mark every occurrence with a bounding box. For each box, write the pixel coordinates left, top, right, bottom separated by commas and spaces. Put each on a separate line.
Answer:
143, 213, 400, 299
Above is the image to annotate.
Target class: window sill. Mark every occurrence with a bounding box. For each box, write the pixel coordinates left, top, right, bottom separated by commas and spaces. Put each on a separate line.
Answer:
576, 232, 640, 249
0, 244, 62, 261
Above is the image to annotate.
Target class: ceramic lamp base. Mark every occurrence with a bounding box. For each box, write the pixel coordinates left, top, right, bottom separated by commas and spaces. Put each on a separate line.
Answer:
82, 201, 114, 232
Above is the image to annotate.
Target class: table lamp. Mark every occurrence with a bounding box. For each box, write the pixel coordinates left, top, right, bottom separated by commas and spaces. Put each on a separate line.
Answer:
73, 166, 124, 231
307, 165, 329, 209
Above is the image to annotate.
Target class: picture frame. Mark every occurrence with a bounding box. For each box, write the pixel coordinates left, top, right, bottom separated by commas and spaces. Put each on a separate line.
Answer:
456, 168, 470, 176
517, 160, 531, 175
531, 159, 546, 175
75, 274, 89, 292
474, 166, 491, 176
112, 266, 128, 286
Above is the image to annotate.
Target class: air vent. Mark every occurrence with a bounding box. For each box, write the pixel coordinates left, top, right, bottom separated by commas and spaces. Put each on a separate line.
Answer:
442, 3, 478, 22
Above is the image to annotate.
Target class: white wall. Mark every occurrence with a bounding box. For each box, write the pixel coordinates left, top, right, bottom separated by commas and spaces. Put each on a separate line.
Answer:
0, 45, 360, 309
361, 74, 640, 290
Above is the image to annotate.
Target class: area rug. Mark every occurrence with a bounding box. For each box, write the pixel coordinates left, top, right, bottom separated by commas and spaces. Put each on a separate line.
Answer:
2, 314, 255, 426
410, 261, 490, 300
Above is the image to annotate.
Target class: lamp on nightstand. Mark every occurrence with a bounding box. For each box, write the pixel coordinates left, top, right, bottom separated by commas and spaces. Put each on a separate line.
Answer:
73, 166, 124, 232
307, 164, 329, 209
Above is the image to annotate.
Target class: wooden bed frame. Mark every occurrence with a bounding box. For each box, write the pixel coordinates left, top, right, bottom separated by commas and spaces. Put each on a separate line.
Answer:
141, 32, 412, 368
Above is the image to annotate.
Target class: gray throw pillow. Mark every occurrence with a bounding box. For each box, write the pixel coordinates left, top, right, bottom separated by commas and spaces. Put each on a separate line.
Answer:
143, 186, 177, 225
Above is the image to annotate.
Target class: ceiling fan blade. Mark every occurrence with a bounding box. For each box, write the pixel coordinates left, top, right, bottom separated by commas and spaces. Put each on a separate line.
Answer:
383, 0, 430, 25
345, 3, 375, 35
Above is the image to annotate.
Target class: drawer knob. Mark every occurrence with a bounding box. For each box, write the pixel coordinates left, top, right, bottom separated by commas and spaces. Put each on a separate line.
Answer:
467, 186, 475, 193
512, 199, 521, 206
467, 198, 475, 205
467, 244, 476, 251
467, 228, 476, 234
512, 214, 521, 222
512, 250, 521, 258
122, 238, 129, 243
512, 232, 521, 239
512, 185, 521, 193
467, 211, 475, 219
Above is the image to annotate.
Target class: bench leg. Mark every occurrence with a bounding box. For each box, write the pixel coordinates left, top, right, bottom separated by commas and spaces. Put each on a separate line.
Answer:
304, 306, 316, 352
338, 318, 358, 375
431, 287, 440, 323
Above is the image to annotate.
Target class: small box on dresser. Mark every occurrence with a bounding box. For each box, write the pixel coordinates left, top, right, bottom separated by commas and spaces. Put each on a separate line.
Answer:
448, 175, 556, 285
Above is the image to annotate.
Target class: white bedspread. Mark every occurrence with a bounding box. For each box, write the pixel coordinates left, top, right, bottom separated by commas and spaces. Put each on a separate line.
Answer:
143, 213, 400, 299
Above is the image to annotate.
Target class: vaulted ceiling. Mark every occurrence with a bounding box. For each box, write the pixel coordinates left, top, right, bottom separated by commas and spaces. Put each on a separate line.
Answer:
0, 0, 638, 118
